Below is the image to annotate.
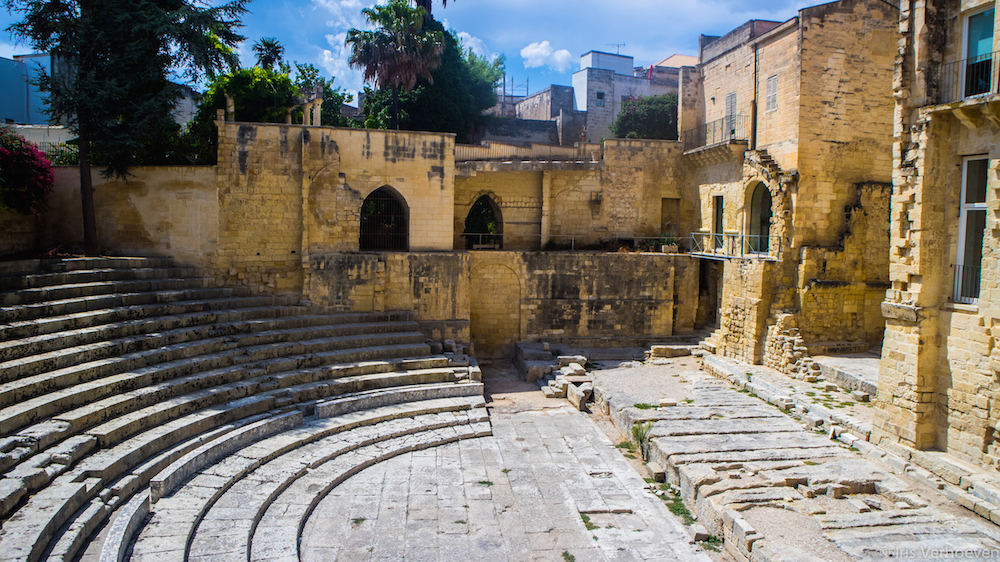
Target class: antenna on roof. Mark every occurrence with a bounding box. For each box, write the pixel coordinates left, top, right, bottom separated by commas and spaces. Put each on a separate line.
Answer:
607, 43, 626, 54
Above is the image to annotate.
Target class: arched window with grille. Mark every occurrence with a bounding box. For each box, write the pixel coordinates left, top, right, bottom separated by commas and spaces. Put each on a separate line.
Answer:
359, 186, 408, 251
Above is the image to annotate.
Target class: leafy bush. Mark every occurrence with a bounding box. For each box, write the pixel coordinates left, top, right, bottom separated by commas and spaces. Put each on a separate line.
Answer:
611, 94, 678, 140
0, 127, 54, 215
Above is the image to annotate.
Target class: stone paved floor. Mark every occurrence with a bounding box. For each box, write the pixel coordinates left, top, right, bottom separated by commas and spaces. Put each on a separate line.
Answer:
299, 399, 712, 561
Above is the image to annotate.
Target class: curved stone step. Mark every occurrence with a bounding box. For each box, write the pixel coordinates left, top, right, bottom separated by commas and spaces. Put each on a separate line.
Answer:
0, 321, 424, 421
0, 287, 253, 324
0, 277, 216, 307
1, 312, 419, 385
248, 422, 490, 562
0, 305, 318, 363
0, 266, 199, 292
132, 397, 487, 562
0, 295, 303, 342
0, 405, 278, 561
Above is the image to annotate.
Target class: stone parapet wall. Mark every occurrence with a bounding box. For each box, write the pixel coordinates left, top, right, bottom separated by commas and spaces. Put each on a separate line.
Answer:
303, 251, 699, 359
0, 210, 38, 257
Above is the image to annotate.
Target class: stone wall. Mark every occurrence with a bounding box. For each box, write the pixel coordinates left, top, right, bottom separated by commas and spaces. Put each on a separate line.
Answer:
0, 210, 38, 257
306, 252, 470, 344
797, 183, 892, 346
516, 85, 575, 120
38, 166, 218, 269
454, 171, 542, 250
477, 118, 559, 146
874, 0, 1000, 464
214, 122, 455, 293
302, 250, 700, 359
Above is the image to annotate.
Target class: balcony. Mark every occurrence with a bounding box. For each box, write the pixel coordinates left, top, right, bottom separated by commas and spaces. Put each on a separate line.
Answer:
934, 52, 999, 105
683, 115, 751, 152
952, 264, 982, 305
690, 232, 780, 260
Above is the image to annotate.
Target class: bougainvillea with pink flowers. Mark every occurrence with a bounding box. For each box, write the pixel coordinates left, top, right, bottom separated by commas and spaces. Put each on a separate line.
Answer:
0, 127, 54, 215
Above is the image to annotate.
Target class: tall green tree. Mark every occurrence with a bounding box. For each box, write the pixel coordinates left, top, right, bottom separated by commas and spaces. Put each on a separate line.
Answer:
360, 24, 501, 143
183, 66, 298, 164
611, 94, 679, 140
253, 37, 284, 71
4, 0, 249, 255
346, 0, 444, 130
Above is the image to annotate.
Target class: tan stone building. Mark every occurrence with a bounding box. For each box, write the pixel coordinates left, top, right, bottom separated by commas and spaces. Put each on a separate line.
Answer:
678, 0, 898, 370
875, 0, 1000, 468
1, 0, 899, 369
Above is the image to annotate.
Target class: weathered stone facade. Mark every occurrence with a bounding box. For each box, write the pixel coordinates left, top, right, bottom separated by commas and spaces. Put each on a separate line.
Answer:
681, 0, 896, 369
874, 0, 1000, 467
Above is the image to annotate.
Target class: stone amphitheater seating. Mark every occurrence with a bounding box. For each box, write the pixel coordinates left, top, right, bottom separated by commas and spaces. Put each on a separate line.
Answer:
0, 257, 487, 562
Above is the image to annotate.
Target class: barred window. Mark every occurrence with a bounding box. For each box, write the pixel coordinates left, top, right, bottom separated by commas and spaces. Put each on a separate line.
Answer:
359, 187, 408, 251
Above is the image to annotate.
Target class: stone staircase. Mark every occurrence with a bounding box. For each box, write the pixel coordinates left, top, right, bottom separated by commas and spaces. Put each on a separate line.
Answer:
0, 257, 487, 562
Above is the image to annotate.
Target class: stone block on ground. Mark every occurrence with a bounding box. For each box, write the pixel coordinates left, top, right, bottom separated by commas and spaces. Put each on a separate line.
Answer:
648, 345, 693, 358
540, 386, 556, 399
428, 341, 443, 354
689, 523, 710, 542
443, 339, 457, 352
646, 462, 665, 483
851, 390, 870, 402
847, 499, 870, 513
558, 355, 587, 367
659, 399, 677, 407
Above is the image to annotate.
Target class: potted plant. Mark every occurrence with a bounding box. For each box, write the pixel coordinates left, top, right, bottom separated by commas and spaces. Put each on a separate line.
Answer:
659, 234, 679, 254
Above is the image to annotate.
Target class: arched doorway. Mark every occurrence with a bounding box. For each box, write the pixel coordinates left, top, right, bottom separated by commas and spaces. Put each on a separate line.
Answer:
360, 187, 408, 251
463, 195, 503, 249
747, 182, 772, 253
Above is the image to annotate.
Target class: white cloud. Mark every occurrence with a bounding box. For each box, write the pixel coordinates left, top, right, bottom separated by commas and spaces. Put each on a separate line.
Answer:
457, 32, 497, 62
322, 32, 366, 94
520, 40, 572, 72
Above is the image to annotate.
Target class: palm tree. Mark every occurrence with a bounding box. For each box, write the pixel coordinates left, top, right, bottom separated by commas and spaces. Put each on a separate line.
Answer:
253, 37, 284, 70
414, 0, 452, 16
347, 0, 444, 130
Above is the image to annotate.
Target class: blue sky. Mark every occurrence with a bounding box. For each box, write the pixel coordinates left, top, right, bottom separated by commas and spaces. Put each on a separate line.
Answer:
0, 0, 811, 106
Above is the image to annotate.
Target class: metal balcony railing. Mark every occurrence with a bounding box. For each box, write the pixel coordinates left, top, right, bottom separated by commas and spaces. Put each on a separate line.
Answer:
952, 264, 982, 304
937, 52, 999, 104
690, 232, 780, 259
683, 115, 751, 151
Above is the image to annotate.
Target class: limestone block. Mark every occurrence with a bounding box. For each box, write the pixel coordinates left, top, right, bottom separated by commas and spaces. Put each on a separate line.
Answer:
847, 499, 871, 513
647, 462, 666, 483
659, 399, 677, 408
566, 362, 587, 376
689, 523, 710, 542
567, 385, 587, 410
558, 355, 587, 367
541, 386, 556, 399
851, 390, 870, 402
649, 345, 692, 358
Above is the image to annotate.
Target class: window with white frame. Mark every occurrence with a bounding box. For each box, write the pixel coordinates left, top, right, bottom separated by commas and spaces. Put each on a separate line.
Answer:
955, 157, 988, 303
595, 91, 605, 107
765, 75, 778, 112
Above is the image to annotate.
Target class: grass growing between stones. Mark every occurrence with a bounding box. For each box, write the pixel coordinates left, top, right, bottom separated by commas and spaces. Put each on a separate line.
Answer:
478, 481, 494, 486
351, 517, 366, 527
502, 468, 512, 473
699, 535, 721, 552
657, 484, 695, 525
633, 403, 656, 410
581, 513, 599, 530
562, 551, 575, 562
632, 422, 652, 461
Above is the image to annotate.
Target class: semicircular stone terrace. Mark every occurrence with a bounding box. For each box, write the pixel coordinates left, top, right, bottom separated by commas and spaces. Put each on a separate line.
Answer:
0, 257, 485, 562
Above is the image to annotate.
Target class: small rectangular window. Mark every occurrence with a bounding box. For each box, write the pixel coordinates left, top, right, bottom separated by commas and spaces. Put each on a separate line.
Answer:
765, 75, 778, 112
955, 157, 989, 302
595, 91, 605, 107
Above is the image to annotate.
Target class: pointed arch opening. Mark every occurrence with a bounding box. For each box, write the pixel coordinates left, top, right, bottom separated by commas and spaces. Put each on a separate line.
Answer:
360, 186, 408, 251
463, 195, 503, 250
747, 182, 773, 253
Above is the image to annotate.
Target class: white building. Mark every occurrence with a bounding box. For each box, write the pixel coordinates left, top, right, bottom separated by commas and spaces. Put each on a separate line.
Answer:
572, 51, 678, 142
